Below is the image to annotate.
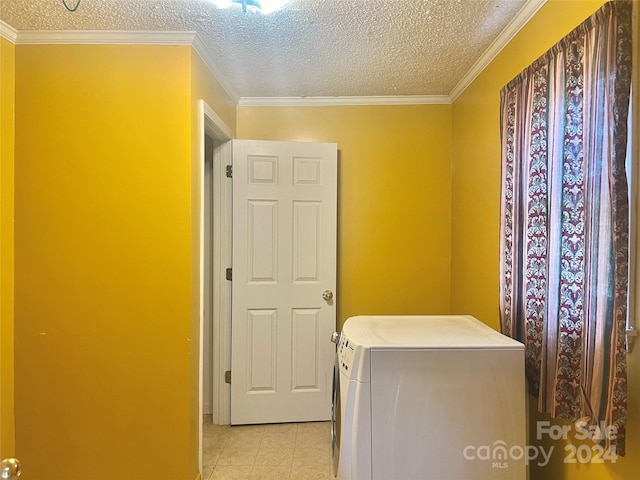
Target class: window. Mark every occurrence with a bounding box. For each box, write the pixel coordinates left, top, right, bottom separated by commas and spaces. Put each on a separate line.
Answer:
499, 1, 632, 456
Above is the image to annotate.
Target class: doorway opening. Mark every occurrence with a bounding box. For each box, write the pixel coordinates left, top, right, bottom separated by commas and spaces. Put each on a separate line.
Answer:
198, 100, 233, 474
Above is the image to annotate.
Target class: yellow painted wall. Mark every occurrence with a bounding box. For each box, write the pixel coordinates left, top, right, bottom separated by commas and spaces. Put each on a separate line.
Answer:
14, 44, 196, 479
191, 51, 236, 132
451, 0, 638, 478
237, 105, 452, 328
0, 35, 16, 458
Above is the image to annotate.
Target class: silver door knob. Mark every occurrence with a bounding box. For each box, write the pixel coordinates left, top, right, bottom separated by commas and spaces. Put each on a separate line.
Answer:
322, 290, 333, 301
331, 331, 341, 344
1, 458, 21, 479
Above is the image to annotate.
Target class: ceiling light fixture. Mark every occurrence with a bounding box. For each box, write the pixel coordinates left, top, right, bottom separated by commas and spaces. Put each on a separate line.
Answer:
211, 0, 291, 14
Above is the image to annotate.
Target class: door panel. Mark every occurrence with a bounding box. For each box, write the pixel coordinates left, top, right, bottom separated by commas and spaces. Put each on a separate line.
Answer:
231, 140, 337, 424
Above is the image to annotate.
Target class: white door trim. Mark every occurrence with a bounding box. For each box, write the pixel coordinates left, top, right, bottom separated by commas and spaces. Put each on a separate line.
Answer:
198, 100, 232, 475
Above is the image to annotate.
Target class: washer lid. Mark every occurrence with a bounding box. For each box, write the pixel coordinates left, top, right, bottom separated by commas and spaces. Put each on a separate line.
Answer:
342, 315, 523, 349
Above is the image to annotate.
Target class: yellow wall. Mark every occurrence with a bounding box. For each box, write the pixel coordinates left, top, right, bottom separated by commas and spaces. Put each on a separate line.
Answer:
237, 104, 453, 327
451, 0, 638, 478
0, 35, 16, 458
13, 44, 196, 479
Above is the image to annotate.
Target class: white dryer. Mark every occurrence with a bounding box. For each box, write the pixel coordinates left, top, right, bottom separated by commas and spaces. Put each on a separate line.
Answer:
331, 315, 526, 480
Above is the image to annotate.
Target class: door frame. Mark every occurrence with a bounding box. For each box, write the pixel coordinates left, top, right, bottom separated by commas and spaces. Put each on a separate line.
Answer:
198, 100, 232, 472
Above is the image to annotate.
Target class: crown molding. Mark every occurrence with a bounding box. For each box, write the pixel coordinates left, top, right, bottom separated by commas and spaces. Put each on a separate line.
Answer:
13, 29, 196, 45
238, 95, 451, 107
0, 20, 18, 42
191, 35, 240, 104
449, 0, 547, 102
3, 0, 546, 108
1, 26, 240, 104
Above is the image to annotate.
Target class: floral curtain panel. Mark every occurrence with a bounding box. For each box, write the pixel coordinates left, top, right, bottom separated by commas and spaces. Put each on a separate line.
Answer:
499, 1, 632, 455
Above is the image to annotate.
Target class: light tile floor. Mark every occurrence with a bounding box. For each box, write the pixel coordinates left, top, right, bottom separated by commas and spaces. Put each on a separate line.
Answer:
202, 416, 333, 480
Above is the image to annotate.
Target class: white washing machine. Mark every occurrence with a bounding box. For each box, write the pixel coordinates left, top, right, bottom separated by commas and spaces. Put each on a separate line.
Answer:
331, 315, 526, 480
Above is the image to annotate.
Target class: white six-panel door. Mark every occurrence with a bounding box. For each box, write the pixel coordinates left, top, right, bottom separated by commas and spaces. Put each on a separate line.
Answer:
231, 140, 337, 424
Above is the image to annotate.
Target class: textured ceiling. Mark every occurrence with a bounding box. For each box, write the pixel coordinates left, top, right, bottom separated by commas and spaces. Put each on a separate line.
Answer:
0, 0, 534, 99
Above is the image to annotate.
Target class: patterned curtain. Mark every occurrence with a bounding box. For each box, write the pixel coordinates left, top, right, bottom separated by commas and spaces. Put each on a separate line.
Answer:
499, 1, 632, 455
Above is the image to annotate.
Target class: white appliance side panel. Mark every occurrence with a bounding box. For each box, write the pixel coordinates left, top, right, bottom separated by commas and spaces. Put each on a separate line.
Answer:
337, 374, 371, 480
371, 348, 525, 480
